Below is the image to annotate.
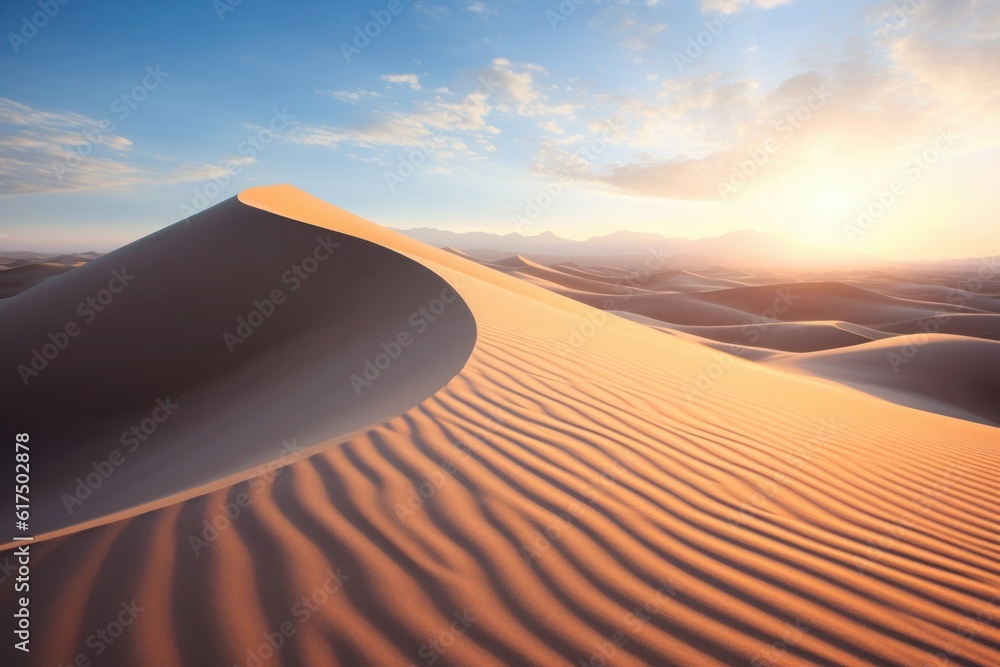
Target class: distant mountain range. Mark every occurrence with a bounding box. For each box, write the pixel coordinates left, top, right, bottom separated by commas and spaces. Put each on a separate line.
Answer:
391, 227, 884, 267
8, 233, 994, 270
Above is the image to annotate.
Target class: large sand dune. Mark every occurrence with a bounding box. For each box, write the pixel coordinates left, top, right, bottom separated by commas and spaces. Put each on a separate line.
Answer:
0, 198, 476, 536
1, 186, 997, 666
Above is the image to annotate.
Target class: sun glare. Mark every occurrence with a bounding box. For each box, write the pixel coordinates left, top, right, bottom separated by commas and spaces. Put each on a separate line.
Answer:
817, 188, 851, 217
791, 187, 854, 248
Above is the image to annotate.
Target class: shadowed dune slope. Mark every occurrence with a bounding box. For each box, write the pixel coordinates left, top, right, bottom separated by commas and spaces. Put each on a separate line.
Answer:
0, 262, 83, 298
666, 320, 884, 353
1, 186, 998, 667
0, 196, 476, 537
769, 334, 1000, 426
872, 313, 1000, 340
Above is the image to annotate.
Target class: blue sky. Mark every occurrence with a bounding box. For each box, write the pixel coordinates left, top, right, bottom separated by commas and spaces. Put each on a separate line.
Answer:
1, 0, 997, 259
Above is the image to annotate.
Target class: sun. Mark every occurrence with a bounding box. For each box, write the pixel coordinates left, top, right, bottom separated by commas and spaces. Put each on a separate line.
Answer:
816, 187, 852, 218
792, 187, 854, 247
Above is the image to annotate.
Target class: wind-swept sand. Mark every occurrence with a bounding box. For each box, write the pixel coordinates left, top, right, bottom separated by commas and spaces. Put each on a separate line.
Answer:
1, 186, 998, 666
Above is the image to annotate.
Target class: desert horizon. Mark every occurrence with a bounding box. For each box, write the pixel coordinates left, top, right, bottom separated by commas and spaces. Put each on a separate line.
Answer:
2, 1, 998, 666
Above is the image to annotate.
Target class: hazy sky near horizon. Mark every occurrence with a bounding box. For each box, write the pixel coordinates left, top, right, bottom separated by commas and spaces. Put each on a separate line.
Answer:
0, 0, 997, 259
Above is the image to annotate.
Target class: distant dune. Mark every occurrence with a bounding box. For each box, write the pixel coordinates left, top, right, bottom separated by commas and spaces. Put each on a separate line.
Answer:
0, 262, 83, 298
769, 334, 1000, 426
482, 252, 1000, 427
2, 186, 997, 667
0, 252, 98, 298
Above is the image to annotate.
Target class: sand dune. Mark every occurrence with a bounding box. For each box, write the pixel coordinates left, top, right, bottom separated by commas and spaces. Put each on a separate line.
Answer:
671, 321, 881, 353
696, 265, 755, 279
690, 282, 988, 324
499, 277, 990, 330
769, 334, 1000, 426
2, 186, 998, 667
0, 198, 475, 537
872, 313, 1000, 340
0, 262, 83, 298
483, 255, 1000, 430
0, 252, 98, 298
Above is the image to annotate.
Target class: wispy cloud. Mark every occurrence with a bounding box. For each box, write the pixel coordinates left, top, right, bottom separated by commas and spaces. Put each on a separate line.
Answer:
619, 23, 668, 52
381, 73, 422, 90
413, 3, 448, 18
698, 0, 793, 14
287, 59, 575, 168
467, 1, 497, 16
532, 0, 1000, 201
0, 99, 242, 196
317, 88, 382, 103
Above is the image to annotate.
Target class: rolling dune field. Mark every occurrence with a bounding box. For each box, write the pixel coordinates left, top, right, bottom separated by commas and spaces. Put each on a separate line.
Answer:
1, 186, 997, 667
